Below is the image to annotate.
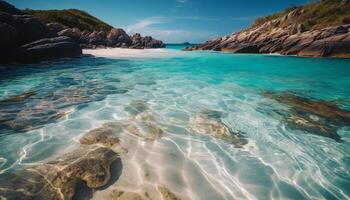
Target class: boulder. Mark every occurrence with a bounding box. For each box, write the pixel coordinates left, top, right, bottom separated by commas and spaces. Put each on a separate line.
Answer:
46, 22, 66, 33
107, 28, 132, 47
89, 30, 107, 45
130, 33, 143, 48
0, 21, 17, 61
15, 36, 82, 63
80, 123, 121, 147
58, 27, 82, 41
187, 109, 247, 147
263, 91, 350, 141
0, 12, 55, 46
129, 33, 165, 49
0, 146, 119, 200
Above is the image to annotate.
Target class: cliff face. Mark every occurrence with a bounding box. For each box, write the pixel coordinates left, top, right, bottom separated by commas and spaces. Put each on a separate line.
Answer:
187, 0, 350, 58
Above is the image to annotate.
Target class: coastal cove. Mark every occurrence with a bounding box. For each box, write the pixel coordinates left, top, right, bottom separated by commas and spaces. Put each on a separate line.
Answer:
1, 47, 350, 199
1, 0, 350, 199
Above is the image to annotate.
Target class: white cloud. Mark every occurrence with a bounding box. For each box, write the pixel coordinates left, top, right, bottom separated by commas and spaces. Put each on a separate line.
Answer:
176, 0, 188, 3
125, 16, 167, 33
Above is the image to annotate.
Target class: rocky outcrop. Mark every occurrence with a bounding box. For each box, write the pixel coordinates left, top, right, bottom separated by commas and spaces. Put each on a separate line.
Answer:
46, 22, 66, 33
0, 0, 82, 63
186, 11, 350, 58
130, 33, 166, 49
58, 27, 165, 49
15, 36, 82, 63
0, 1, 165, 63
107, 28, 132, 47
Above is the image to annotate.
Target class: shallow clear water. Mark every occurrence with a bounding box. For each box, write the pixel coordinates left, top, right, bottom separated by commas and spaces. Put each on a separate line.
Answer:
0, 47, 350, 200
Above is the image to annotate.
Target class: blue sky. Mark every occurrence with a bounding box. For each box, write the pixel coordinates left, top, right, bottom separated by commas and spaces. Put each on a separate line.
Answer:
9, 0, 310, 43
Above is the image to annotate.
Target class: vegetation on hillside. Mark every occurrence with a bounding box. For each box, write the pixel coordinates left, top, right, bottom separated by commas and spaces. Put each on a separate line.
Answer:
252, 0, 350, 30
24, 9, 114, 32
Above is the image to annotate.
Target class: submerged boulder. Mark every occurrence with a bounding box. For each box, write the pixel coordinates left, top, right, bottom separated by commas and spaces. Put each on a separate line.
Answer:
188, 109, 247, 147
0, 146, 119, 200
80, 123, 122, 147
263, 91, 350, 141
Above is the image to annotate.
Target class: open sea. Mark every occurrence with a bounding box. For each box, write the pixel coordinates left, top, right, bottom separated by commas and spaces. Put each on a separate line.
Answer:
0, 45, 349, 200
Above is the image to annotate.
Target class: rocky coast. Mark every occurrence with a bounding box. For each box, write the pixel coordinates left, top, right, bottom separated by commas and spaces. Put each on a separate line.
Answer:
186, 0, 350, 58
0, 1, 165, 64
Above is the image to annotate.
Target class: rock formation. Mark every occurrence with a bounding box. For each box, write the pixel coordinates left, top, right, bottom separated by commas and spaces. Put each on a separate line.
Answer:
0, 1, 82, 63
186, 2, 350, 58
57, 28, 165, 49
188, 109, 247, 147
263, 91, 350, 141
0, 1, 165, 63
0, 146, 119, 200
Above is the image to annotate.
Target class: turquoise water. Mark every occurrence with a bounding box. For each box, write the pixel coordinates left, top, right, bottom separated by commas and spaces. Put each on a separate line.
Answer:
0, 47, 350, 199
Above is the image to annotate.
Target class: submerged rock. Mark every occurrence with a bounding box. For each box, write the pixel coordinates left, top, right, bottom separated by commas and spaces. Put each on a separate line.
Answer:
125, 100, 149, 115
0, 146, 119, 200
157, 186, 182, 200
125, 121, 163, 141
263, 91, 350, 141
80, 123, 121, 147
188, 109, 247, 147
0, 90, 36, 103
109, 189, 150, 200
285, 111, 340, 141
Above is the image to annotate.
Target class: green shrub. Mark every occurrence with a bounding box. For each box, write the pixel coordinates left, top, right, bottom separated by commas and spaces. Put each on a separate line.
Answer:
24, 9, 113, 32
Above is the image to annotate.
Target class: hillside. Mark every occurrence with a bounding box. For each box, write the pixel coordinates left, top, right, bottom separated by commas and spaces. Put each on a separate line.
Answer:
186, 0, 350, 58
252, 0, 350, 30
24, 9, 113, 32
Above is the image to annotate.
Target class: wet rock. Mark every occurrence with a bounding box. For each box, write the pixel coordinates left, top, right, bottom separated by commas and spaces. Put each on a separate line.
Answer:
14, 36, 82, 63
80, 123, 121, 147
188, 109, 247, 147
125, 100, 149, 115
285, 112, 340, 141
0, 90, 36, 103
131, 111, 156, 122
0, 146, 119, 200
109, 189, 150, 200
263, 91, 350, 140
125, 121, 163, 141
263, 92, 350, 125
158, 186, 182, 200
